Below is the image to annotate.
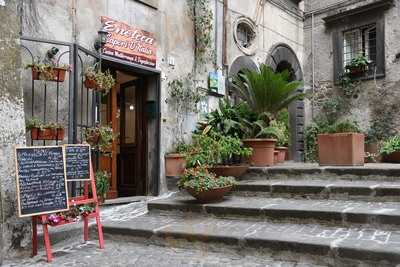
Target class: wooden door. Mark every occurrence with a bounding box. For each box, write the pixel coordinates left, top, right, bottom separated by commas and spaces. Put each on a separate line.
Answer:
117, 80, 146, 197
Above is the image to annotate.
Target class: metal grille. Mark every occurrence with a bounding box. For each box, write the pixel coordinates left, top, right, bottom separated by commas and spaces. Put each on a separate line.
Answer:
343, 24, 377, 67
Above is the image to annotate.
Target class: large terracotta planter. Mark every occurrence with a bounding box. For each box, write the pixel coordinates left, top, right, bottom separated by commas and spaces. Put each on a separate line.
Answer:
186, 186, 232, 203
165, 153, 186, 177
30, 127, 64, 140
274, 151, 279, 165
209, 165, 249, 178
275, 147, 288, 163
242, 139, 277, 167
318, 133, 365, 166
383, 151, 400, 163
31, 67, 67, 82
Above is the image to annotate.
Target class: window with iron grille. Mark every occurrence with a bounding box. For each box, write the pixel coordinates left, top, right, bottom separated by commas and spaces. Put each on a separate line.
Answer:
332, 16, 385, 83
343, 24, 376, 69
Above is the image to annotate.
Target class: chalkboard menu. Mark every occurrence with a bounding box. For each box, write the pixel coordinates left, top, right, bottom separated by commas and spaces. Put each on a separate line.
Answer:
15, 146, 69, 217
65, 145, 91, 181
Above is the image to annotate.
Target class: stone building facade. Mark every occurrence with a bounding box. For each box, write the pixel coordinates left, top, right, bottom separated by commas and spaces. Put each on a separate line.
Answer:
0, 0, 304, 260
303, 0, 400, 138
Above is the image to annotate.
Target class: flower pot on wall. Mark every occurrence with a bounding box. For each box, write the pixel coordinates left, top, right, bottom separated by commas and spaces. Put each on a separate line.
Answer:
242, 139, 277, 167
318, 133, 365, 166
165, 153, 186, 177
209, 165, 249, 178
31, 67, 67, 82
186, 186, 232, 203
84, 78, 97, 89
275, 147, 287, 163
30, 127, 64, 140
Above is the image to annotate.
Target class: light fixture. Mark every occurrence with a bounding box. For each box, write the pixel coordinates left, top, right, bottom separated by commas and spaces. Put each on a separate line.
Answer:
129, 105, 135, 111
98, 26, 108, 47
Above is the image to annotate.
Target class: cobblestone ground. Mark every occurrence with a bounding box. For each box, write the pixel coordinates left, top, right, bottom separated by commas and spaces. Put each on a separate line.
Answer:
3, 233, 327, 267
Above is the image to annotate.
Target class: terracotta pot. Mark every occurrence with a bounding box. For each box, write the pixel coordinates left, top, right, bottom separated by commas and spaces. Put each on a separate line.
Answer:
275, 147, 287, 163
318, 133, 365, 166
365, 142, 382, 163
383, 151, 400, 163
30, 127, 64, 140
186, 186, 232, 203
84, 78, 97, 89
165, 153, 186, 177
274, 151, 279, 164
242, 139, 277, 167
209, 165, 249, 178
31, 67, 67, 82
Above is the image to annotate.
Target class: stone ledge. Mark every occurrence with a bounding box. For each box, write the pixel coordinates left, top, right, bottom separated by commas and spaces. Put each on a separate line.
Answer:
102, 213, 400, 264
148, 196, 400, 227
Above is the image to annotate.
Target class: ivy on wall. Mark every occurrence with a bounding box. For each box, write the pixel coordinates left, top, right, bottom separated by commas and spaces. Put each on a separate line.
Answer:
187, 0, 214, 70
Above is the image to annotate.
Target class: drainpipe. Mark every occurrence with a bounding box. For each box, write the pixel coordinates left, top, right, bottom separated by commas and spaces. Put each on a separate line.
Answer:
311, 12, 315, 119
222, 0, 228, 67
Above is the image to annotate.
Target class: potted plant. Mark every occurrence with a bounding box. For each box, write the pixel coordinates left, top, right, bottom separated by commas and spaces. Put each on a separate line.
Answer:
164, 74, 204, 177
271, 119, 289, 163
95, 170, 110, 204
85, 125, 114, 153
26, 117, 65, 140
318, 120, 364, 166
27, 63, 70, 82
345, 55, 369, 78
231, 64, 303, 167
165, 143, 189, 177
177, 166, 235, 203
84, 67, 115, 95
79, 205, 95, 217
380, 136, 400, 163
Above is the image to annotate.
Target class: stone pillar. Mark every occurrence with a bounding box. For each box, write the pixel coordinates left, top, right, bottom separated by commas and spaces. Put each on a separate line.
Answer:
0, 0, 30, 261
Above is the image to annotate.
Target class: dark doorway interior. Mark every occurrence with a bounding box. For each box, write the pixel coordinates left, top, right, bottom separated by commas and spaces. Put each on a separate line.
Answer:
117, 78, 147, 197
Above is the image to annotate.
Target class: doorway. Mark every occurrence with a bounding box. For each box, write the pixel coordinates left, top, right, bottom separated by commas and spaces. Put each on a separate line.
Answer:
117, 79, 147, 197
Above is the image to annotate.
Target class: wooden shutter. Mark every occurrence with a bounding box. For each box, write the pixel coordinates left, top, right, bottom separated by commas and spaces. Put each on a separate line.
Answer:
375, 17, 385, 76
332, 30, 344, 83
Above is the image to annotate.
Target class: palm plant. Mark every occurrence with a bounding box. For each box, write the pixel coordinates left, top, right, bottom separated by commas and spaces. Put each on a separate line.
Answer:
231, 64, 303, 125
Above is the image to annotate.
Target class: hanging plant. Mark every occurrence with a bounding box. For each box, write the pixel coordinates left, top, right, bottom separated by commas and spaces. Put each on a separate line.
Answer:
187, 0, 214, 69
84, 124, 115, 153
84, 67, 115, 95
26, 117, 65, 140
26, 63, 70, 82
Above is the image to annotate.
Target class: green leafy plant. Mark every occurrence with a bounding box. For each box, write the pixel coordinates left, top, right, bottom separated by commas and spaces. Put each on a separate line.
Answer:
95, 170, 110, 198
184, 131, 251, 167
79, 204, 95, 216
197, 99, 255, 139
25, 117, 63, 130
231, 64, 303, 137
166, 73, 205, 147
323, 119, 361, 134
380, 136, 400, 155
304, 118, 331, 162
84, 67, 115, 95
177, 166, 235, 194
85, 125, 115, 153
346, 55, 369, 69
321, 96, 346, 122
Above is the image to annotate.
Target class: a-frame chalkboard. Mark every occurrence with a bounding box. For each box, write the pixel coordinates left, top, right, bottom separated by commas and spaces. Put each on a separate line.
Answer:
65, 144, 91, 181
15, 146, 69, 217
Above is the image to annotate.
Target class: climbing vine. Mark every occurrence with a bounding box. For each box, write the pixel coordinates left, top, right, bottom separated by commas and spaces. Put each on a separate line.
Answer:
187, 0, 214, 70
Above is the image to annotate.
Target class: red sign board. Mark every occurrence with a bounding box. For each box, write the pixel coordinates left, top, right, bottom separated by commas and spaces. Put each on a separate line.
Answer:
101, 16, 157, 68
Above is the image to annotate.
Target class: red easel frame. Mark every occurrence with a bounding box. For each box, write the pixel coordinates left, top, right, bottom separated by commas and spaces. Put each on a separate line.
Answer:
31, 161, 104, 262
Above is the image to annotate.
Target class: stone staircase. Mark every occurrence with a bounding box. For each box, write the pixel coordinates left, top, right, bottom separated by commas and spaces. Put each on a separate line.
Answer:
102, 164, 400, 266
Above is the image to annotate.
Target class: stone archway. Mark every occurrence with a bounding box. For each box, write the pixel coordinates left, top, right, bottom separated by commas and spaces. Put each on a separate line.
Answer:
228, 56, 259, 100
266, 43, 304, 162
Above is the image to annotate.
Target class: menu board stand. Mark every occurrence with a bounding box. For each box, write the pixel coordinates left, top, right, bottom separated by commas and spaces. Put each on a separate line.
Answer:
31, 161, 104, 262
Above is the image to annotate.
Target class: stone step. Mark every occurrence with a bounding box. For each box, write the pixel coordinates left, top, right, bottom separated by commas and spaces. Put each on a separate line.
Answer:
241, 163, 400, 182
102, 212, 400, 265
148, 196, 400, 227
234, 179, 400, 201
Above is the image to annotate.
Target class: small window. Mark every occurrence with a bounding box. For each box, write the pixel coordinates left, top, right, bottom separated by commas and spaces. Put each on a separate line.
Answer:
343, 24, 376, 68
233, 17, 257, 55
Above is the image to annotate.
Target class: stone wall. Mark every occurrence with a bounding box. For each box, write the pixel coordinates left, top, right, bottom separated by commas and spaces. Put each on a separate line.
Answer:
0, 0, 30, 261
303, 0, 400, 135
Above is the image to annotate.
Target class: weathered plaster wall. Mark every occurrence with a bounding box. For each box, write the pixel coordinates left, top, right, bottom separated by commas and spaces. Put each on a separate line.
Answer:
303, 0, 400, 132
0, 0, 29, 260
